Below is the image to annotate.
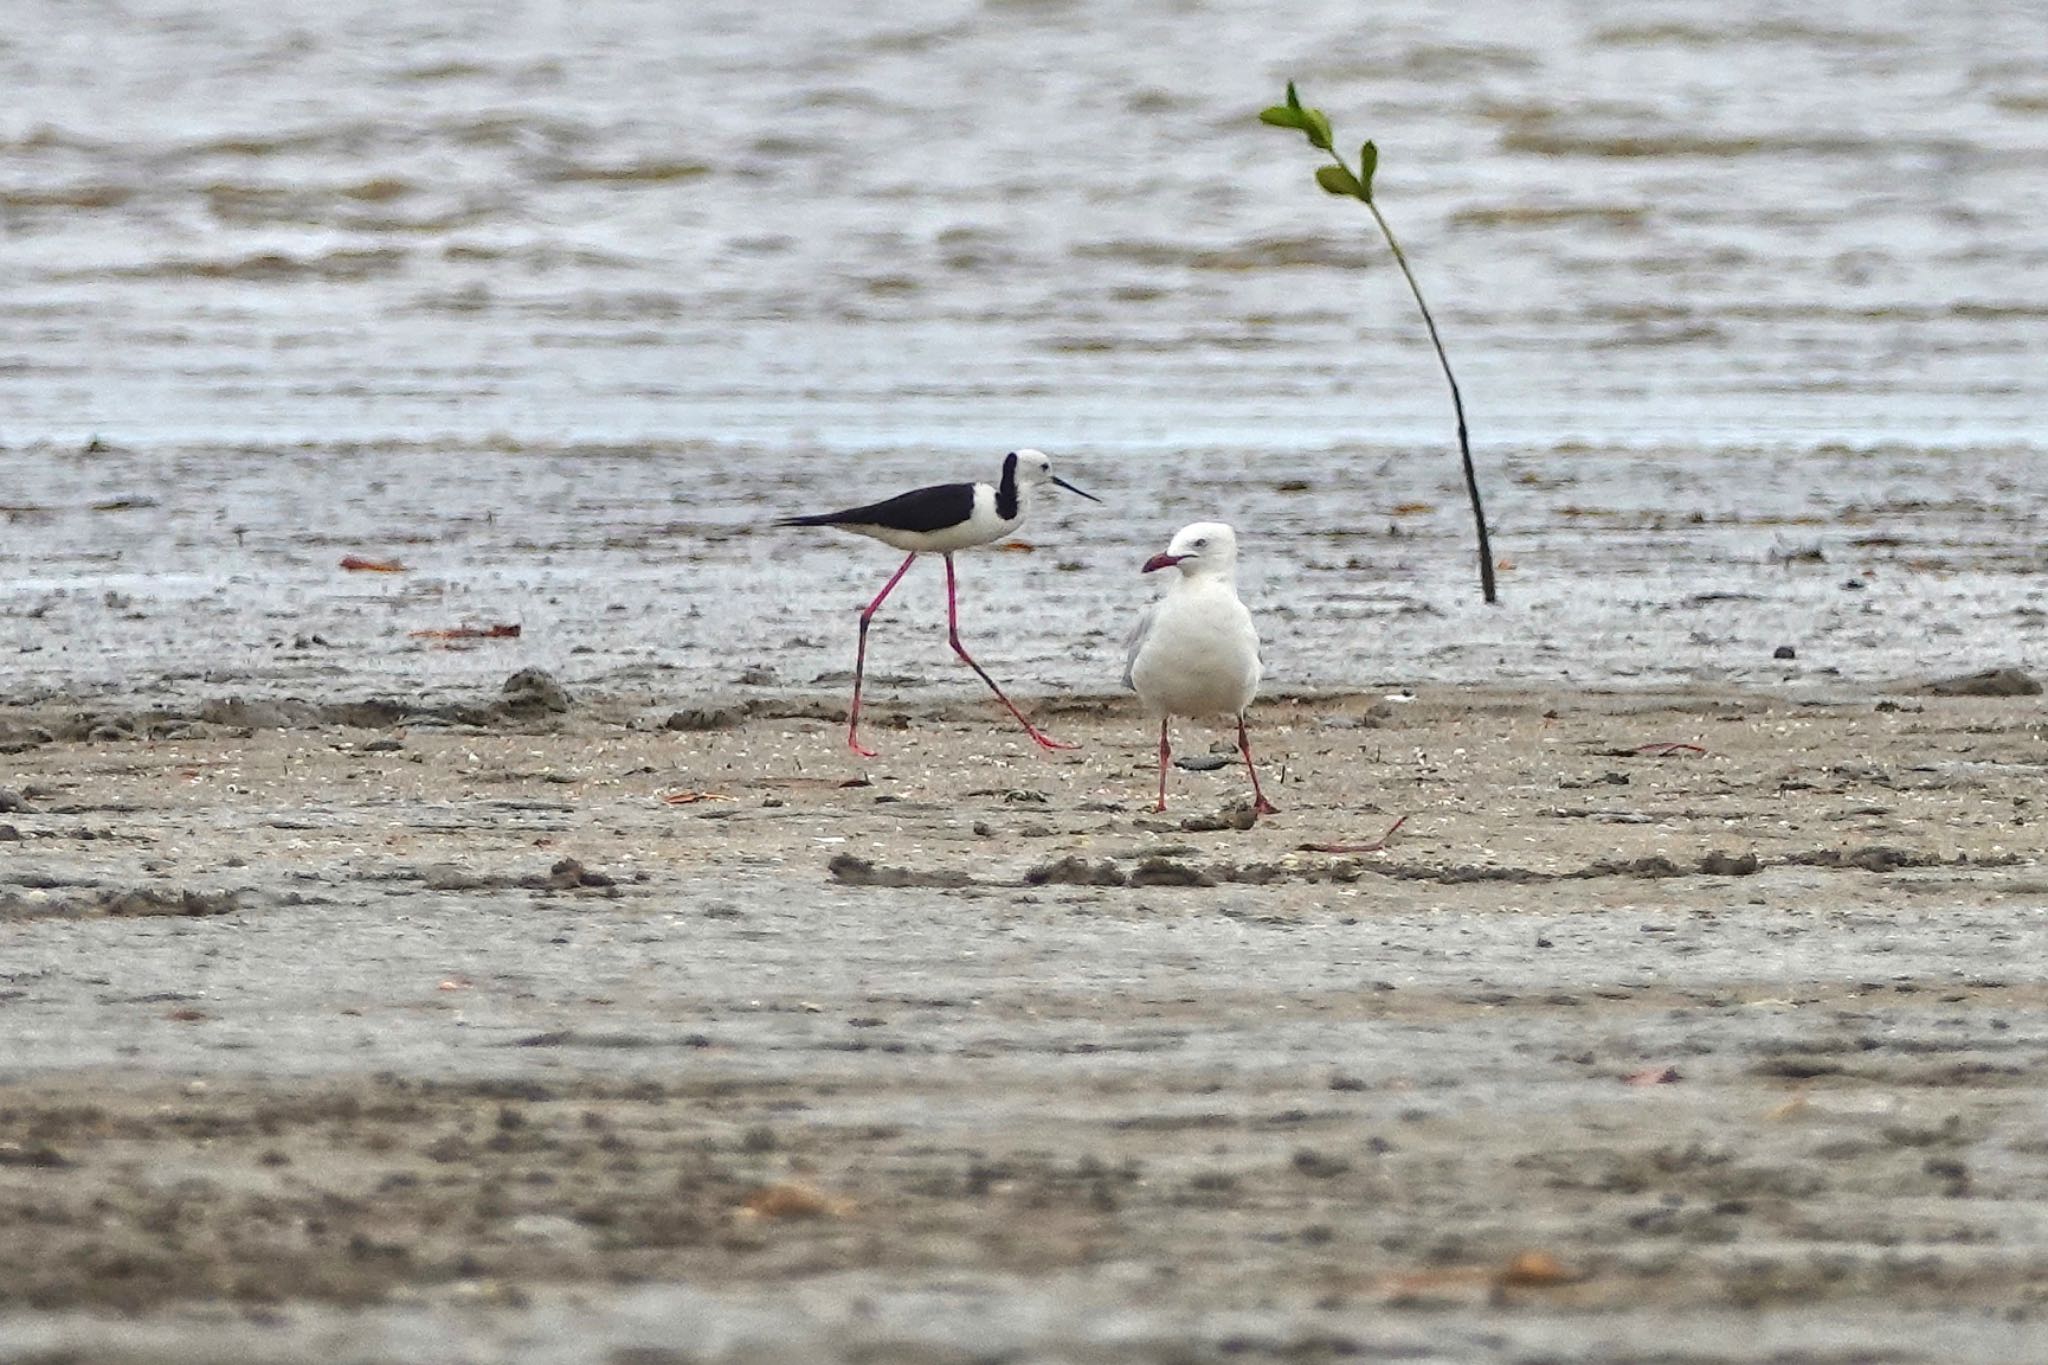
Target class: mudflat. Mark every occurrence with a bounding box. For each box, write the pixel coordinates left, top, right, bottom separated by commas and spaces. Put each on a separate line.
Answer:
3, 680, 2045, 1362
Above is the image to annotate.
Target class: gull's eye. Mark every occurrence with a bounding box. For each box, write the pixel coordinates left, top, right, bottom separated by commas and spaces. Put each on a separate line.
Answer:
1193, 538, 1208, 549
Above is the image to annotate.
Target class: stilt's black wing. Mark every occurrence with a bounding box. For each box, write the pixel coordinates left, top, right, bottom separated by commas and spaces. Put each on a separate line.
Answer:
777, 481, 976, 534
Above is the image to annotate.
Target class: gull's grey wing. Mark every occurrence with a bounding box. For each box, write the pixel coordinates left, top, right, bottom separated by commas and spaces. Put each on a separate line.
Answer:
1121, 601, 1158, 691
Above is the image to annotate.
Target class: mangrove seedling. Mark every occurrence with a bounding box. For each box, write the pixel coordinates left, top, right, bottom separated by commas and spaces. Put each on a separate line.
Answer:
1260, 82, 1497, 604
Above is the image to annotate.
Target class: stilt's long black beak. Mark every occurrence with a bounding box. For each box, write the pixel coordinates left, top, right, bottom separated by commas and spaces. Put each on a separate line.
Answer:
1051, 476, 1102, 503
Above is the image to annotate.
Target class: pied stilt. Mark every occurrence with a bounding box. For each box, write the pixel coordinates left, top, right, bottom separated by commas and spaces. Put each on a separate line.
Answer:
777, 448, 1101, 756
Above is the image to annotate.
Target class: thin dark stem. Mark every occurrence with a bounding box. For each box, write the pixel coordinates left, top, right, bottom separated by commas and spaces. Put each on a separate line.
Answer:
1368, 200, 1499, 605
1347, 174, 1498, 605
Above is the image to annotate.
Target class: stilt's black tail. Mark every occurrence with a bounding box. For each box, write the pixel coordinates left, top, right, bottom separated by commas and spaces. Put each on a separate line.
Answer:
773, 512, 842, 529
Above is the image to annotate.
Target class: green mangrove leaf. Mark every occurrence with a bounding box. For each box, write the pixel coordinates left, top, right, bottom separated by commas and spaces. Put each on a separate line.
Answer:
1301, 107, 1333, 151
1259, 105, 1307, 130
1315, 164, 1364, 198
1358, 140, 1379, 199
1285, 81, 1302, 111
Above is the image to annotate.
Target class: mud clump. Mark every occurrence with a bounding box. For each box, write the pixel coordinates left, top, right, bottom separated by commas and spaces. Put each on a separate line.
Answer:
497, 669, 572, 717
667, 699, 846, 731
0, 725, 53, 754
1024, 856, 1128, 887
198, 697, 321, 729
1180, 804, 1260, 832
1796, 844, 2023, 874
1585, 855, 1688, 879
1127, 857, 1215, 888
666, 704, 745, 731
421, 863, 489, 892
99, 888, 241, 917
0, 887, 241, 921
321, 698, 415, 729
1792, 846, 1939, 873
828, 854, 974, 889
410, 858, 617, 894
540, 858, 614, 891
200, 696, 413, 731
1924, 668, 2040, 697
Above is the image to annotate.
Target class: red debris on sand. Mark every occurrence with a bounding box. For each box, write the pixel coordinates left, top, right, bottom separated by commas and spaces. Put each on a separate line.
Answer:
408, 623, 521, 640
340, 555, 407, 573
1299, 814, 1409, 855
1624, 1066, 1683, 1086
1499, 1250, 1576, 1287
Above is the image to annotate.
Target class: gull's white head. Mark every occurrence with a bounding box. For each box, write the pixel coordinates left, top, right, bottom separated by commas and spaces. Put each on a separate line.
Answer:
1004, 448, 1101, 503
1143, 521, 1239, 578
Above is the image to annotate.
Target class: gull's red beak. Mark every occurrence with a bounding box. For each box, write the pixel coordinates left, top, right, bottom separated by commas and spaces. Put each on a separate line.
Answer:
1142, 552, 1183, 574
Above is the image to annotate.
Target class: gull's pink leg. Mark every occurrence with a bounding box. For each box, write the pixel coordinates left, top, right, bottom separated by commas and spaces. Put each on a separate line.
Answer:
1156, 718, 1170, 812
849, 552, 917, 757
943, 553, 1075, 752
1238, 714, 1278, 815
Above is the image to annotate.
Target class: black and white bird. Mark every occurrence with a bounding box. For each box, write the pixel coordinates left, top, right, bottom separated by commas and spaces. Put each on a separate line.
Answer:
1123, 521, 1277, 814
776, 448, 1101, 757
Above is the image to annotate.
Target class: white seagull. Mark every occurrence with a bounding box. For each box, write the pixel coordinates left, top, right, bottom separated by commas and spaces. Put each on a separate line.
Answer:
1123, 521, 1276, 814
776, 448, 1101, 757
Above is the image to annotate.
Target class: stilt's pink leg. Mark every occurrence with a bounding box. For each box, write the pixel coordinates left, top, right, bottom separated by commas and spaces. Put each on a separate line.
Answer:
849, 552, 917, 757
1155, 718, 1170, 812
943, 553, 1075, 752
1238, 713, 1278, 815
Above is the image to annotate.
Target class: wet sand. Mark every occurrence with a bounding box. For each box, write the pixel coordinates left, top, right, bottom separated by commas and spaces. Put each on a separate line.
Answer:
4, 679, 2046, 1361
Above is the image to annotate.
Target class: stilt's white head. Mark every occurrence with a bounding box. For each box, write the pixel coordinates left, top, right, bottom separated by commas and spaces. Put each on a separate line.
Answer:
1005, 448, 1101, 504
1143, 521, 1239, 578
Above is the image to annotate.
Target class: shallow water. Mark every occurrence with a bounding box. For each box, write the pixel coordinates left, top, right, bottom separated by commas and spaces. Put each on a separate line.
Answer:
2, 0, 2044, 702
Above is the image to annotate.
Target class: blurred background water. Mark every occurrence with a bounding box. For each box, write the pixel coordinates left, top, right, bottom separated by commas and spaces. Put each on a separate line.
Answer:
1, 0, 2043, 705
